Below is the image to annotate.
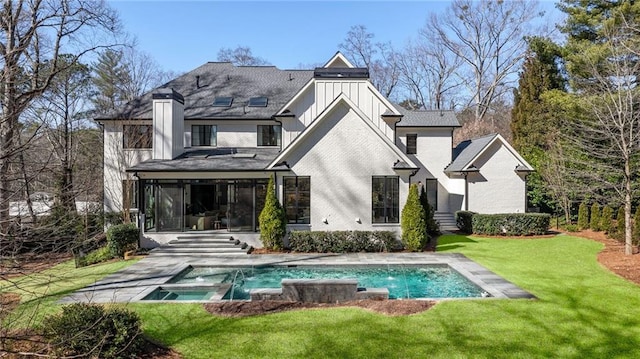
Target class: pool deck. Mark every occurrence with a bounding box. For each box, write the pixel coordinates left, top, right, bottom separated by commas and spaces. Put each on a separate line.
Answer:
60, 249, 535, 303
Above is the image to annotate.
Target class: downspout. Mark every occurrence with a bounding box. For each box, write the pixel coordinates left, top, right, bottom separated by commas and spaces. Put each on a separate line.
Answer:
133, 171, 142, 248
393, 117, 401, 146
409, 169, 419, 185
464, 172, 469, 211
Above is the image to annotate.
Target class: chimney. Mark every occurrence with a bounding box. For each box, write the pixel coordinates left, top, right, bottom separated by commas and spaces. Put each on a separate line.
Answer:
152, 88, 184, 160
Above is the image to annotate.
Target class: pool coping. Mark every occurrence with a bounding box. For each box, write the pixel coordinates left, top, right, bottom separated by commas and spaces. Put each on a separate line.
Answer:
59, 252, 534, 304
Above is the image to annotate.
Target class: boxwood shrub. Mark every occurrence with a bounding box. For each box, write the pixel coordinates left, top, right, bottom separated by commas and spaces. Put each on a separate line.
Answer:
471, 213, 551, 236
455, 211, 476, 233
44, 303, 144, 359
288, 231, 400, 253
106, 223, 139, 258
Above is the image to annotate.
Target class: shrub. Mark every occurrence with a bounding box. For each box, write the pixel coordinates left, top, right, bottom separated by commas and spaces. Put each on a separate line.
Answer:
420, 185, 439, 236
77, 246, 113, 267
106, 223, 139, 258
259, 175, 286, 250
577, 202, 589, 230
601, 205, 614, 234
471, 213, 550, 236
565, 224, 579, 232
44, 303, 144, 359
616, 206, 626, 241
455, 211, 475, 233
634, 207, 640, 245
401, 183, 427, 251
288, 231, 400, 252
590, 203, 601, 231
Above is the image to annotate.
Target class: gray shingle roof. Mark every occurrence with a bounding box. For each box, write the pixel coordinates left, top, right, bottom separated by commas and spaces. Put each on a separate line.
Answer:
395, 108, 460, 127
98, 63, 314, 120
126, 147, 281, 172
444, 134, 498, 173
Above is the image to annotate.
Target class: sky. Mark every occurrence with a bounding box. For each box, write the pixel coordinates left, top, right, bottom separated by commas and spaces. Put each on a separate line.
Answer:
109, 0, 564, 73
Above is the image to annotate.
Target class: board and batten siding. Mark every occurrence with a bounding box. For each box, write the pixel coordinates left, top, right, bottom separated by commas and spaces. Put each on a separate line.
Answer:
283, 79, 395, 148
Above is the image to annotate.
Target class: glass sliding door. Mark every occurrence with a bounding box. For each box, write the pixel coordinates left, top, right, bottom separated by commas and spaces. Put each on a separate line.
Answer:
227, 180, 254, 232
156, 183, 183, 232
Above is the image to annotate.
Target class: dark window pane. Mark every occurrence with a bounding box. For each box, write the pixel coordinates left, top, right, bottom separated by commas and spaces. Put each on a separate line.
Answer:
407, 134, 417, 154
248, 97, 268, 107
191, 125, 217, 146
213, 97, 233, 107
371, 176, 399, 223
284, 176, 310, 224
258, 125, 281, 146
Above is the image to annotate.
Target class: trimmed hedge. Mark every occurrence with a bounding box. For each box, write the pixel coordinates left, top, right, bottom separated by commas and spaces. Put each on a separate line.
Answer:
289, 231, 400, 253
455, 211, 476, 233
471, 213, 550, 236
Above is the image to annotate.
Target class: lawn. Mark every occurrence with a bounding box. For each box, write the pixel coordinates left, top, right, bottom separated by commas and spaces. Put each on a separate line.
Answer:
4, 234, 640, 358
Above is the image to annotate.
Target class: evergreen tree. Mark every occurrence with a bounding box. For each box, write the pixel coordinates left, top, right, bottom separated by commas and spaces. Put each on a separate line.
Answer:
633, 207, 640, 245
511, 37, 565, 214
401, 183, 426, 252
258, 176, 286, 250
590, 203, 601, 231
91, 49, 130, 114
601, 205, 614, 234
420, 184, 439, 237
577, 202, 589, 230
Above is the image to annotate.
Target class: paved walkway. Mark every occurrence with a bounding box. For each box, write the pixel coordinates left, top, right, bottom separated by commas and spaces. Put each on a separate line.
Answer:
60, 249, 534, 303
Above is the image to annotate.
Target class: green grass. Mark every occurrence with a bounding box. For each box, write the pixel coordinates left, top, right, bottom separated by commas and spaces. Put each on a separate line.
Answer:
5, 234, 640, 358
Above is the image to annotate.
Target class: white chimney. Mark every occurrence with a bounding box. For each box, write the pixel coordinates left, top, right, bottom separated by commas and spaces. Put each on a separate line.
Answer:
152, 88, 184, 160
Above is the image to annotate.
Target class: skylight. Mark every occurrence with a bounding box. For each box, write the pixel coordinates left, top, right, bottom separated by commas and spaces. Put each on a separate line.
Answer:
248, 97, 268, 107
212, 97, 233, 107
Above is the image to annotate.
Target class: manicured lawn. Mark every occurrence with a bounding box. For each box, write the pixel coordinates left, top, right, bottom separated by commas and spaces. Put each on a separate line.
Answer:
5, 234, 640, 358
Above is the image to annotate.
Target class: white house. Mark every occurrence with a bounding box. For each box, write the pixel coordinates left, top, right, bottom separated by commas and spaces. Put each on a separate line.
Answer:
96, 52, 533, 248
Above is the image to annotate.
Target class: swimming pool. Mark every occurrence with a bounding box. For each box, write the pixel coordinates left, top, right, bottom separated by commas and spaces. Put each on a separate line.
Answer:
163, 265, 486, 300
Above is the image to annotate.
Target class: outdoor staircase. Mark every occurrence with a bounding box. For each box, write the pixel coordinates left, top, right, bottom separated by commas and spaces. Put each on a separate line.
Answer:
434, 212, 458, 232
148, 234, 252, 257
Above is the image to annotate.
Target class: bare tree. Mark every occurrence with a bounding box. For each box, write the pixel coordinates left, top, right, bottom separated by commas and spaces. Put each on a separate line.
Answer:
429, 0, 542, 122
564, 19, 640, 255
398, 33, 462, 110
339, 25, 400, 99
0, 0, 121, 231
217, 46, 270, 66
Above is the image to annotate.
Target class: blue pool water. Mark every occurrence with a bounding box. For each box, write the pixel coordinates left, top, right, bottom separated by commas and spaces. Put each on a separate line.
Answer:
169, 265, 485, 300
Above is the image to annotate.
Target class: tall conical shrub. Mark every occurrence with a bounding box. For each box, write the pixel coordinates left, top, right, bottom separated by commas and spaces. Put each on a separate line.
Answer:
633, 207, 640, 245
401, 183, 427, 251
616, 206, 625, 241
420, 185, 439, 236
601, 205, 614, 234
590, 203, 601, 231
259, 176, 286, 250
577, 202, 589, 230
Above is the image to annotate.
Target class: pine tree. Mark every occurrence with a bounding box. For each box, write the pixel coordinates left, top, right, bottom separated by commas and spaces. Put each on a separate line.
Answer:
258, 176, 286, 250
633, 207, 640, 245
601, 205, 614, 234
577, 202, 589, 230
401, 184, 426, 252
590, 203, 601, 231
91, 49, 130, 114
511, 37, 566, 214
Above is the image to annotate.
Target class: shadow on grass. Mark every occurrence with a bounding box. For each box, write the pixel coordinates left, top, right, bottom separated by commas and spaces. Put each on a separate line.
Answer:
435, 233, 477, 252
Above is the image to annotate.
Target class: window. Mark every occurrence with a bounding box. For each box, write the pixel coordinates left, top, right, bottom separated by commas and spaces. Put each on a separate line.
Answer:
122, 180, 138, 209
406, 134, 417, 154
257, 125, 281, 146
372, 176, 399, 223
191, 125, 217, 146
212, 97, 233, 107
123, 125, 152, 149
284, 177, 310, 224
248, 96, 268, 107
425, 179, 438, 211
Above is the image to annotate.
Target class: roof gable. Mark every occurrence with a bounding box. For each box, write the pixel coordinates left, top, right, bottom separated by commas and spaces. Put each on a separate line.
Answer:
445, 134, 533, 173
268, 94, 417, 170
322, 52, 355, 68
